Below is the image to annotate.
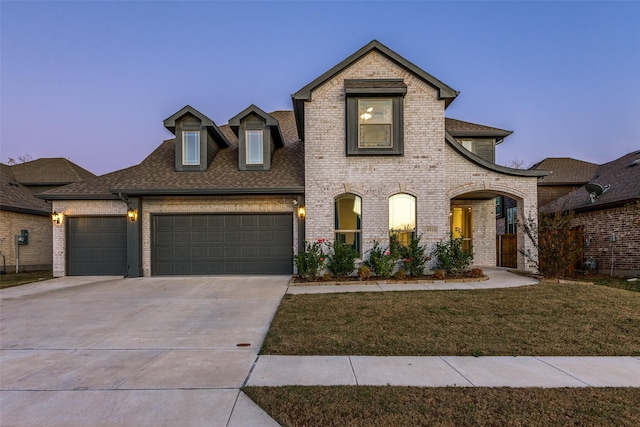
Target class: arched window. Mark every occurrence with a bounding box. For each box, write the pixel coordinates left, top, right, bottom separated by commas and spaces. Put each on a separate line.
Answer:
389, 194, 416, 246
334, 194, 362, 254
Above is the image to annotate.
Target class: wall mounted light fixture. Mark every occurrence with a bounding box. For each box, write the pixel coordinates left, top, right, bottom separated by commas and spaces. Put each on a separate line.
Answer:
297, 205, 306, 220
127, 208, 138, 222
51, 211, 63, 225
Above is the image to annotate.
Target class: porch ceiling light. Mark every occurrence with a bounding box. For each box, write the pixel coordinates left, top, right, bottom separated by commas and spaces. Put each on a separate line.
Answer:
127, 208, 138, 222
51, 211, 63, 225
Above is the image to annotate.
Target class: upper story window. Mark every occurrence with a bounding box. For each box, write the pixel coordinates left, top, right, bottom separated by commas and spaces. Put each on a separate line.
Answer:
461, 139, 473, 152
182, 131, 200, 165
246, 130, 264, 165
345, 79, 406, 156
389, 194, 416, 247
358, 99, 393, 148
335, 193, 362, 255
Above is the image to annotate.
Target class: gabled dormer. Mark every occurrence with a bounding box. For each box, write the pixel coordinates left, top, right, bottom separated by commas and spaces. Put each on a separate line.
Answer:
229, 105, 284, 171
163, 105, 230, 172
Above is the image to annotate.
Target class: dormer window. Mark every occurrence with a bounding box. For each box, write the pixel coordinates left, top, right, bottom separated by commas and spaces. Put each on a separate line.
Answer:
345, 79, 406, 156
182, 131, 200, 165
246, 130, 264, 165
229, 105, 284, 172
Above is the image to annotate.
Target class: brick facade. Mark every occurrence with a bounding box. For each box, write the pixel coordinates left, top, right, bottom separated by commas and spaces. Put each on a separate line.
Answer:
0, 211, 52, 272
303, 51, 539, 271
572, 204, 640, 276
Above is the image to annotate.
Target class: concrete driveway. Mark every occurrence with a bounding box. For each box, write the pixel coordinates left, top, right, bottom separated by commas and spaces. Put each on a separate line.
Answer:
0, 275, 288, 426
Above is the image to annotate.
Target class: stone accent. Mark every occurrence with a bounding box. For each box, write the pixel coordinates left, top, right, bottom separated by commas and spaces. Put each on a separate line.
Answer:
0, 211, 52, 272
141, 196, 297, 277
51, 200, 127, 277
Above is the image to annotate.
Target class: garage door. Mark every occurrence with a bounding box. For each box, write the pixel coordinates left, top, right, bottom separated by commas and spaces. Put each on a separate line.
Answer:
152, 214, 293, 275
67, 216, 127, 276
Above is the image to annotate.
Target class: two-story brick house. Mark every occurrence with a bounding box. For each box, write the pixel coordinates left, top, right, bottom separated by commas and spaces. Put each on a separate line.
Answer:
41, 40, 546, 277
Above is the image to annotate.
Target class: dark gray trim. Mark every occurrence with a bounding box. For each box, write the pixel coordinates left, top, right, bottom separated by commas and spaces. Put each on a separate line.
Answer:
346, 94, 404, 156
445, 132, 549, 177
110, 187, 305, 195
292, 40, 459, 142
448, 129, 513, 139
36, 194, 122, 201
163, 105, 230, 148
229, 104, 284, 148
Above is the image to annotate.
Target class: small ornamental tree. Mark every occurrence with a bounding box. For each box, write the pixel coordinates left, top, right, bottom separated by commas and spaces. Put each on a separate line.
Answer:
519, 209, 583, 279
399, 235, 431, 277
431, 233, 474, 276
294, 239, 326, 280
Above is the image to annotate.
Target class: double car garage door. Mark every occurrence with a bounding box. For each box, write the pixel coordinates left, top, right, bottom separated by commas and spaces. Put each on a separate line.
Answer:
67, 214, 293, 276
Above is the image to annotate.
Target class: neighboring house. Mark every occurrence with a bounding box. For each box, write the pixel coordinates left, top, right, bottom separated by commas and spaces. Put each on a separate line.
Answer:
542, 151, 640, 277
0, 159, 95, 273
40, 40, 546, 278
530, 158, 599, 207
10, 158, 96, 194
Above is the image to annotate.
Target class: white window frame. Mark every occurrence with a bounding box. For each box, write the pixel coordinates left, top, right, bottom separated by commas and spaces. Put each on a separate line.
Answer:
182, 131, 200, 165
246, 130, 263, 165
357, 98, 394, 149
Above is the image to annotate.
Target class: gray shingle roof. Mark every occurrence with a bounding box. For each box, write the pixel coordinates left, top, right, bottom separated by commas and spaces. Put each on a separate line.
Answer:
531, 158, 599, 186
444, 118, 512, 141
0, 164, 51, 214
10, 158, 95, 185
40, 111, 304, 199
543, 151, 640, 212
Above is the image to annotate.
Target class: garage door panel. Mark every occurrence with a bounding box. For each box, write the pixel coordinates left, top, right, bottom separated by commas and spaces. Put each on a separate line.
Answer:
67, 216, 127, 276
152, 214, 292, 275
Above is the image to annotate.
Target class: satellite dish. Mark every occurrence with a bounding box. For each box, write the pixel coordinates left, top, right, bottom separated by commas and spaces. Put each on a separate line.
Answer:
585, 183, 604, 196
585, 183, 611, 203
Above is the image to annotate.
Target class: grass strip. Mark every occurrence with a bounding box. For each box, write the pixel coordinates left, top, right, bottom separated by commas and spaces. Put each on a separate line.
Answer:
244, 386, 640, 427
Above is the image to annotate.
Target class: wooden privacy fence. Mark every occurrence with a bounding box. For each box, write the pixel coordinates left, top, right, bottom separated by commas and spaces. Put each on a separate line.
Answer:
497, 234, 517, 268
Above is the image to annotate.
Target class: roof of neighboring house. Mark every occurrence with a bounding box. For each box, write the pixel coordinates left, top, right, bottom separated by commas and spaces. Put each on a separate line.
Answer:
39, 111, 305, 199
530, 157, 599, 186
10, 158, 95, 186
543, 150, 640, 213
445, 118, 513, 143
0, 164, 51, 215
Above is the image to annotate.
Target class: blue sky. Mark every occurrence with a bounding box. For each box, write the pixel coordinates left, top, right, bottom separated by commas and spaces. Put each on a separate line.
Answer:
2, 1, 639, 175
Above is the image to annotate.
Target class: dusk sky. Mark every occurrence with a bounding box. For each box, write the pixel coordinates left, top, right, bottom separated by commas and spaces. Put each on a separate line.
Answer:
2, 1, 639, 176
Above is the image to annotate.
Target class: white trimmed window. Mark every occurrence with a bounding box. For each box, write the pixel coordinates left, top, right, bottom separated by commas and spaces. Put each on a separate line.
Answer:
182, 131, 200, 165
389, 194, 416, 246
246, 130, 263, 165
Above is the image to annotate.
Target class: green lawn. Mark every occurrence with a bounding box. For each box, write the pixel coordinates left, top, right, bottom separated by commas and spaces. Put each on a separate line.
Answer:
249, 282, 640, 425
243, 386, 640, 427
0, 271, 53, 289
261, 282, 640, 356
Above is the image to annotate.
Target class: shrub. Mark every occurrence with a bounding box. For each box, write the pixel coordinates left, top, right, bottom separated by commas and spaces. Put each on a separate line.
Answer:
327, 241, 358, 279
392, 270, 406, 280
399, 236, 431, 277
431, 233, 474, 276
365, 240, 399, 279
470, 268, 484, 278
432, 269, 446, 280
519, 209, 583, 278
294, 239, 326, 280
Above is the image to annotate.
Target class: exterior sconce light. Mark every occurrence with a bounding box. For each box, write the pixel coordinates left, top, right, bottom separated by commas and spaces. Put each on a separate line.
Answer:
127, 208, 138, 222
297, 205, 306, 220
51, 211, 63, 225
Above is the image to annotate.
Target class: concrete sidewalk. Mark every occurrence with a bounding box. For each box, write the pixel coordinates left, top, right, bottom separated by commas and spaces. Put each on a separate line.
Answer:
247, 356, 640, 388
287, 267, 539, 294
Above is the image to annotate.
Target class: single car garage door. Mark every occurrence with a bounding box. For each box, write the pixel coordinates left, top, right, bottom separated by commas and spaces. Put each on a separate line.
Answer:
152, 213, 293, 275
67, 216, 127, 276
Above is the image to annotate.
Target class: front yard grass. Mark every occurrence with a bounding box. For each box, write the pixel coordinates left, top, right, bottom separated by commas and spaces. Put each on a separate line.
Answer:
243, 386, 640, 427
261, 282, 640, 356
0, 271, 53, 289
586, 275, 640, 293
